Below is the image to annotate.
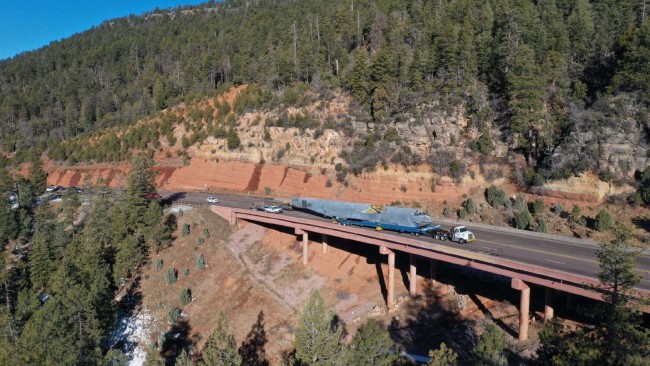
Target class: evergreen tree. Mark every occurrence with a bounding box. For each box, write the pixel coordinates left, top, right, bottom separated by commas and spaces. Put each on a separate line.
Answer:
507, 43, 545, 160
200, 313, 242, 366
472, 324, 507, 366
427, 342, 458, 366
293, 290, 343, 365
226, 126, 241, 150
348, 48, 371, 107
125, 154, 158, 227
175, 348, 193, 366
594, 239, 649, 365
347, 318, 397, 366
28, 157, 47, 197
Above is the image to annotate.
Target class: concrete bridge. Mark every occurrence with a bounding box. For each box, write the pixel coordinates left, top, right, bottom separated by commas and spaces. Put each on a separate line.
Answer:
210, 205, 649, 341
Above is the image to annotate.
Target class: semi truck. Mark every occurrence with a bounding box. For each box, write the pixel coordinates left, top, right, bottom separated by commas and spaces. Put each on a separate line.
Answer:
431, 225, 476, 244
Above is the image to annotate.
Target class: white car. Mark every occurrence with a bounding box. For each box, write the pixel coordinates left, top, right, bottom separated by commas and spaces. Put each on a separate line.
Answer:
263, 205, 283, 213
206, 197, 219, 204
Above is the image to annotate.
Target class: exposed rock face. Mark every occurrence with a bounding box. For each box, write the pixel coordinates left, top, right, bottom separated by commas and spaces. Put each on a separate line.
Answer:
42, 90, 649, 205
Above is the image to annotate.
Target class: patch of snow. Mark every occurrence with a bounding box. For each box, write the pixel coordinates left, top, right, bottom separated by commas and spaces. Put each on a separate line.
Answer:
168, 205, 194, 213
106, 307, 155, 366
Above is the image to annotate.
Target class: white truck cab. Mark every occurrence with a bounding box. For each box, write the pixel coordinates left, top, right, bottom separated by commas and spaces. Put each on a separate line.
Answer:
449, 226, 475, 244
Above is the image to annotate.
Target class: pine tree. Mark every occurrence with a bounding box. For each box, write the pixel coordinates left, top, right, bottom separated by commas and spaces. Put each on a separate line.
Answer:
347, 318, 397, 366
125, 154, 158, 227
293, 290, 343, 365
28, 157, 47, 197
226, 126, 241, 150
507, 43, 545, 158
200, 313, 242, 366
348, 48, 371, 107
594, 239, 649, 365
29, 230, 52, 290
175, 348, 193, 366
472, 324, 507, 366
427, 342, 458, 366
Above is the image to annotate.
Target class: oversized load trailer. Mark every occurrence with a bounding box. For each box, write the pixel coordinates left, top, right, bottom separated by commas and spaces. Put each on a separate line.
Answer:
333, 217, 441, 236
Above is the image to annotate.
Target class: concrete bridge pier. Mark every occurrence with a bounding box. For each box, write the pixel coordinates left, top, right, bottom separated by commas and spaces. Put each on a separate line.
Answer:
511, 278, 530, 341
380, 246, 395, 309
545, 288, 554, 322
322, 234, 328, 254
295, 228, 309, 266
409, 255, 417, 296
430, 260, 438, 286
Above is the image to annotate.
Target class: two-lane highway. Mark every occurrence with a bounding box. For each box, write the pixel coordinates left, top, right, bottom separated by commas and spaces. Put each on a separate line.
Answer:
162, 191, 650, 292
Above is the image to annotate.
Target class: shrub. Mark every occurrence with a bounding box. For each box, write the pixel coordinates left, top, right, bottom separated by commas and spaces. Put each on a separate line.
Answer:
168, 307, 181, 324
325, 179, 333, 188
226, 126, 241, 150
203, 228, 210, 239
486, 185, 507, 208
462, 198, 476, 215
553, 204, 563, 214
595, 210, 614, 231
399, 185, 407, 193
165, 268, 177, 285
536, 217, 548, 233
181, 223, 190, 237
569, 205, 582, 224
458, 208, 468, 220
197, 237, 204, 245
533, 199, 545, 216
179, 288, 192, 306
156, 259, 163, 271
196, 254, 206, 270
334, 162, 343, 172
443, 206, 453, 218
516, 210, 532, 230
449, 160, 463, 180
514, 193, 527, 211
336, 169, 347, 183
182, 268, 189, 277
263, 186, 271, 196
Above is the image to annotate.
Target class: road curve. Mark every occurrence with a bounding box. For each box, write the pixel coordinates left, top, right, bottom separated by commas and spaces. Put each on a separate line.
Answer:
161, 191, 650, 292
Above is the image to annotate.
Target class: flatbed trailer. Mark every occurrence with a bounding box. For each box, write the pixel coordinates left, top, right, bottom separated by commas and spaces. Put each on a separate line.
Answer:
333, 217, 441, 236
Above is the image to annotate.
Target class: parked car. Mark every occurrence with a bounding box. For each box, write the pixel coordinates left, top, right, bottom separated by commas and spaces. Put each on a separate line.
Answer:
280, 201, 294, 211
207, 196, 219, 204
263, 205, 283, 213
46, 186, 63, 193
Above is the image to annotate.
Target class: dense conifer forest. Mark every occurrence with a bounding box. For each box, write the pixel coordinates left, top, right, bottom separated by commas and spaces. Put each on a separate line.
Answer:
0, 0, 649, 182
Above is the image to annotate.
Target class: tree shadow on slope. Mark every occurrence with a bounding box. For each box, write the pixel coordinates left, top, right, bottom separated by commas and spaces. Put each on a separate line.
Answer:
239, 311, 270, 366
162, 318, 200, 363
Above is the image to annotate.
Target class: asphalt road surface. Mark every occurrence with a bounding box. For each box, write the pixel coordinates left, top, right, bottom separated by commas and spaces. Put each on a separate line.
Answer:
161, 191, 650, 292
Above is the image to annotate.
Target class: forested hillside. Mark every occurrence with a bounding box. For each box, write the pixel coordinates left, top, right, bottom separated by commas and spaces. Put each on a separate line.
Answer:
1, 0, 649, 186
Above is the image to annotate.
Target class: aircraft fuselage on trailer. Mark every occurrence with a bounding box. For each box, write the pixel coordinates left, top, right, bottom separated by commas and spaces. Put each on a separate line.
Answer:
291, 197, 434, 229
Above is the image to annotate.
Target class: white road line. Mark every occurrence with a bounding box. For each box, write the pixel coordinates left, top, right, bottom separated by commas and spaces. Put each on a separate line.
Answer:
544, 259, 566, 265
482, 246, 495, 250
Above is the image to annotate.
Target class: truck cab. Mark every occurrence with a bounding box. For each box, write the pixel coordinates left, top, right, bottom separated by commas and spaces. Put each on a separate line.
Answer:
450, 226, 475, 244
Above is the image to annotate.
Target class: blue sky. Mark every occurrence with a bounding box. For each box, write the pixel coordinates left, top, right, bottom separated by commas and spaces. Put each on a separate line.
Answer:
0, 0, 208, 60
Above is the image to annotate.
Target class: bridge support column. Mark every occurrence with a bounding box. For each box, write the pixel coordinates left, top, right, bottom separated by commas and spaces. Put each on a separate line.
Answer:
380, 246, 395, 309
429, 260, 438, 286
544, 288, 554, 322
566, 293, 573, 312
322, 234, 328, 254
295, 228, 309, 266
409, 255, 417, 296
512, 278, 530, 342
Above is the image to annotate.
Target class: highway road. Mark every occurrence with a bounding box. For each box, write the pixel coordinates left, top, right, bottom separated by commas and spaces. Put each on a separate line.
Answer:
161, 191, 650, 292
